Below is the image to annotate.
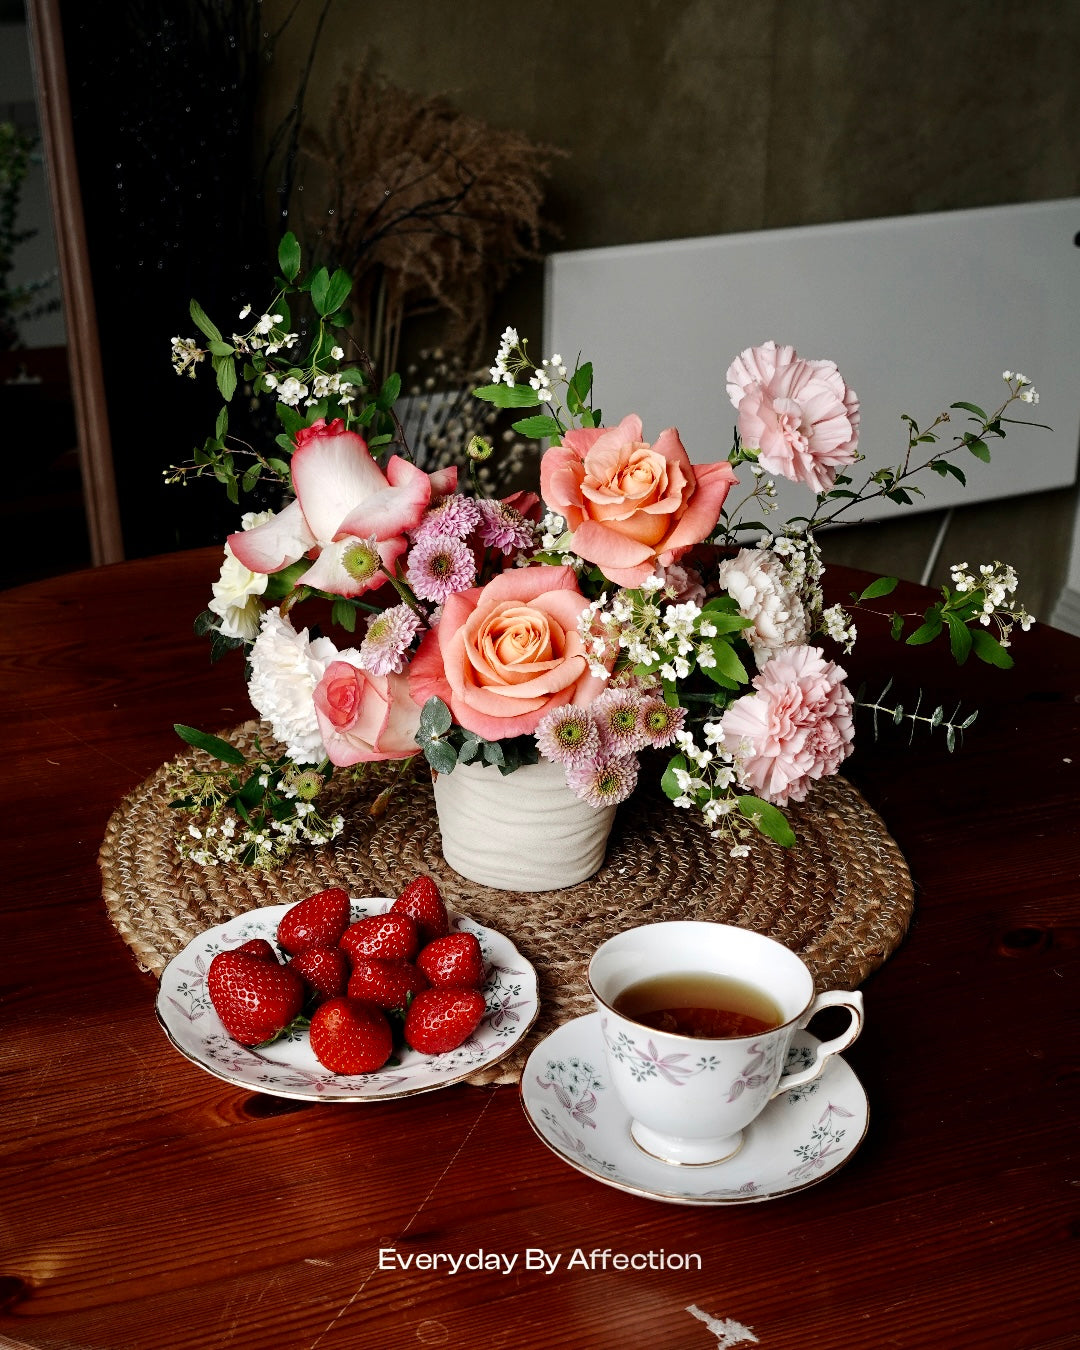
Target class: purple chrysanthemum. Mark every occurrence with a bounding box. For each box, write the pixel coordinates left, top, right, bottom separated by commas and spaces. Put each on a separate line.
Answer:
637, 695, 687, 749
413, 494, 482, 543
591, 686, 650, 754
406, 535, 477, 603
475, 498, 536, 556
358, 603, 423, 676
566, 753, 640, 809
534, 705, 601, 767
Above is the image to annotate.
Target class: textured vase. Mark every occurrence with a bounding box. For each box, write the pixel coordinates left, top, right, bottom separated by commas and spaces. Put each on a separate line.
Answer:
432, 756, 616, 892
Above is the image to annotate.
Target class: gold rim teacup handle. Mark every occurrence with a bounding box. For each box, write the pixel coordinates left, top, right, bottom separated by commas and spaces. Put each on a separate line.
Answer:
771, 990, 864, 1098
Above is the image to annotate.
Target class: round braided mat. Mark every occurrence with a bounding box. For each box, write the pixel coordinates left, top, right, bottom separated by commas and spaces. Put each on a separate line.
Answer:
100, 721, 913, 1087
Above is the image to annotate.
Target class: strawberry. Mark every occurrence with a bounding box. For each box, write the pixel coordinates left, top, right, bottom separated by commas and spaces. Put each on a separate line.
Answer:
340, 912, 419, 965
207, 950, 305, 1046
309, 997, 393, 1074
235, 938, 278, 962
391, 875, 450, 944
289, 944, 350, 1002
416, 932, 485, 989
276, 887, 351, 955
404, 987, 487, 1055
347, 959, 429, 1012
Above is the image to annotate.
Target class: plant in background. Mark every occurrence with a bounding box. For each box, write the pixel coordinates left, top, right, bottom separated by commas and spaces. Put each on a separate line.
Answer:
301, 58, 561, 375
168, 238, 1039, 866
0, 122, 60, 352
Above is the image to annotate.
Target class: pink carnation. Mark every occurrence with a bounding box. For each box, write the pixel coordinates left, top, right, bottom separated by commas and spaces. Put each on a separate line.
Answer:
726, 342, 860, 494
718, 645, 854, 806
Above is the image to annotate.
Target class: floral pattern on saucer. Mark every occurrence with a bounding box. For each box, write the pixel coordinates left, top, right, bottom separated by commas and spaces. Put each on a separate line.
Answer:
156, 898, 538, 1101
519, 1013, 868, 1206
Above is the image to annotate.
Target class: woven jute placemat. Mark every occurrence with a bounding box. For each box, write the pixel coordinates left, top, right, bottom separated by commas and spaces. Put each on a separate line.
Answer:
100, 721, 913, 1086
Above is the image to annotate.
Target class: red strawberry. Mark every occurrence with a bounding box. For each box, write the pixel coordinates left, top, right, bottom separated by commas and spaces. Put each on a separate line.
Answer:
289, 944, 350, 1001
309, 997, 393, 1074
404, 987, 487, 1055
235, 938, 278, 962
340, 912, 418, 964
207, 950, 305, 1046
347, 959, 429, 1012
391, 875, 450, 943
276, 887, 351, 955
417, 933, 485, 989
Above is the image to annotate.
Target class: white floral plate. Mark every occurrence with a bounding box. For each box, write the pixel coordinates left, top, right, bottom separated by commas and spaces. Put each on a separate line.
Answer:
156, 898, 538, 1101
519, 1013, 868, 1205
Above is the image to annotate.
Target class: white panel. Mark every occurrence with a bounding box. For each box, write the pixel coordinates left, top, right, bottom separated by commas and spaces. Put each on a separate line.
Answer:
544, 200, 1080, 524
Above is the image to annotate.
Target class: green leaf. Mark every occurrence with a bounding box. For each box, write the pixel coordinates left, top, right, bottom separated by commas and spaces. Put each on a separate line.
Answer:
512, 414, 563, 439
278, 231, 301, 281
276, 401, 304, 436
207, 339, 235, 357
566, 361, 593, 415
858, 576, 899, 601
970, 628, 1014, 669
331, 597, 357, 633
376, 372, 401, 410
267, 457, 292, 478
457, 735, 481, 764
705, 639, 748, 685
951, 400, 988, 419
418, 697, 453, 739
906, 615, 943, 646
309, 267, 330, 315
966, 437, 992, 463
945, 612, 973, 664
322, 267, 352, 315
174, 723, 247, 766
472, 382, 542, 409
424, 739, 458, 775
215, 406, 228, 441
189, 298, 222, 343
890, 612, 904, 640
214, 356, 237, 402
660, 753, 688, 801
241, 463, 262, 493
737, 795, 796, 847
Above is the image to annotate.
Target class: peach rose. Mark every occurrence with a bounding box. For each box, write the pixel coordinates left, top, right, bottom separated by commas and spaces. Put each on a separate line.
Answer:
540, 414, 738, 587
313, 661, 422, 766
408, 565, 608, 740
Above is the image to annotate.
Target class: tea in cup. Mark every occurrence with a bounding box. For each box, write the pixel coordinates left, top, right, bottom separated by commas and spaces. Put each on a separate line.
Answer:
588, 921, 864, 1166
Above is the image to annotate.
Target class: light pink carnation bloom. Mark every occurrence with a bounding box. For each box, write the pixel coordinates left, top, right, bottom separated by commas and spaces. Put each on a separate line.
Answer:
718, 645, 854, 806
726, 342, 860, 494
716, 547, 810, 671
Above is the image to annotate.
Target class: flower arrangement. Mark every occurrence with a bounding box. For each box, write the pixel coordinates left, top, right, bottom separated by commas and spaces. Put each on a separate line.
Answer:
168, 234, 1037, 868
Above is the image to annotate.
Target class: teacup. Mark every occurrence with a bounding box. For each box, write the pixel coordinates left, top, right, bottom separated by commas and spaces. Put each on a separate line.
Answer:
588, 921, 864, 1166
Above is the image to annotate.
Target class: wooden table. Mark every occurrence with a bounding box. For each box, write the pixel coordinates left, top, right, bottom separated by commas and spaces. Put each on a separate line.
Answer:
1, 549, 1077, 1350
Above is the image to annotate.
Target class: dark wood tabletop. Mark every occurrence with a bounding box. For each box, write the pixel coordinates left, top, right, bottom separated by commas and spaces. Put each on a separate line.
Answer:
1, 548, 1077, 1350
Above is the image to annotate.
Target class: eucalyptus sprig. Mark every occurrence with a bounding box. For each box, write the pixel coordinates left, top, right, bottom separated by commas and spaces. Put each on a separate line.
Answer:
856, 680, 977, 752
415, 697, 540, 777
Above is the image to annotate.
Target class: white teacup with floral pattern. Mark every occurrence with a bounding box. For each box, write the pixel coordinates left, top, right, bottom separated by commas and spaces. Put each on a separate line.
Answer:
588, 922, 864, 1167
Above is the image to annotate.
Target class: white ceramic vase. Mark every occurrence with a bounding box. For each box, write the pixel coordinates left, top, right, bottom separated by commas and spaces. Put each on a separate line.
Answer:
432, 755, 616, 892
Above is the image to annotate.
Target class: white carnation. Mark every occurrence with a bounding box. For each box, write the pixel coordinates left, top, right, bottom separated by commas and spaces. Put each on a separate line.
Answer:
247, 609, 356, 763
716, 547, 809, 670
208, 544, 269, 641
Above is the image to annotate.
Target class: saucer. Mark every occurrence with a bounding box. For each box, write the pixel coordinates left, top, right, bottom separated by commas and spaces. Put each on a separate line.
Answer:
157, 898, 538, 1101
519, 1013, 868, 1205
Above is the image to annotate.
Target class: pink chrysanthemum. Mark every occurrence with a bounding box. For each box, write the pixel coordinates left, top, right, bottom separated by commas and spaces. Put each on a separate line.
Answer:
475, 498, 536, 555
591, 686, 650, 754
637, 695, 687, 749
358, 603, 423, 676
413, 494, 482, 543
406, 535, 476, 603
534, 706, 600, 767
566, 753, 640, 808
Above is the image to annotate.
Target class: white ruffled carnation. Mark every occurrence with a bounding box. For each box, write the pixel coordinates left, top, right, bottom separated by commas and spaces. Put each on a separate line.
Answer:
716, 547, 809, 670
247, 609, 354, 763
208, 544, 269, 641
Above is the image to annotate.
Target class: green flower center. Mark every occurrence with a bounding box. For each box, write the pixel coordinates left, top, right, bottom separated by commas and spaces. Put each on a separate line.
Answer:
556, 720, 586, 748
342, 541, 380, 583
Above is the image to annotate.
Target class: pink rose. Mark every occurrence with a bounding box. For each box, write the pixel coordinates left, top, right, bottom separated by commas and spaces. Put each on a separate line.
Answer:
408, 565, 608, 740
726, 342, 860, 494
228, 419, 434, 598
540, 414, 738, 587
718, 645, 854, 806
313, 660, 422, 765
